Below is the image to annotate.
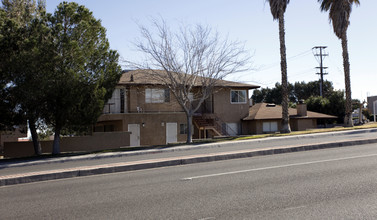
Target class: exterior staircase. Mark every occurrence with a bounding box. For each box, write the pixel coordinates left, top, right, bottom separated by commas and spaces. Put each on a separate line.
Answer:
193, 114, 227, 138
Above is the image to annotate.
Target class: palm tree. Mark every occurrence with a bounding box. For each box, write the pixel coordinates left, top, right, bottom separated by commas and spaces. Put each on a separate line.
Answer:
266, 0, 291, 133
318, 0, 360, 127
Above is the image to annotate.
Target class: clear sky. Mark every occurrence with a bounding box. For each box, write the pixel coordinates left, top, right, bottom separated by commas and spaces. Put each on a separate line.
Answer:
45, 0, 377, 101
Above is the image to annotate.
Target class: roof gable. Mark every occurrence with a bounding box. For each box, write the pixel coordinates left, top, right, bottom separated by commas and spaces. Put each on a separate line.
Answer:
243, 103, 337, 120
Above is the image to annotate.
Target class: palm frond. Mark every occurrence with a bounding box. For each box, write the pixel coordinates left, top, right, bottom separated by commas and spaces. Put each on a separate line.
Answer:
266, 0, 290, 20
317, 0, 360, 38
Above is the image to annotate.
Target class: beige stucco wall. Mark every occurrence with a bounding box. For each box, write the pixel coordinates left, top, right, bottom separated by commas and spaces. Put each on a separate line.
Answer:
128, 86, 183, 113
3, 132, 130, 158
127, 86, 251, 122
242, 118, 318, 135
125, 112, 187, 146
0, 129, 27, 155
256, 119, 281, 134
213, 88, 250, 123
97, 112, 187, 146
94, 119, 124, 132
291, 118, 317, 131
3, 141, 36, 158
1, 132, 26, 146
98, 86, 254, 143
128, 86, 139, 113
241, 120, 258, 135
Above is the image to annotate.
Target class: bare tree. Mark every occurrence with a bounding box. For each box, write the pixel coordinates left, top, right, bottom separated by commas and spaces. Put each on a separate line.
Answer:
130, 19, 251, 143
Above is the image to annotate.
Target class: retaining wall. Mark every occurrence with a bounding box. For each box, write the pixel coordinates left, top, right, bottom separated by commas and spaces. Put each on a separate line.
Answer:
3, 132, 130, 158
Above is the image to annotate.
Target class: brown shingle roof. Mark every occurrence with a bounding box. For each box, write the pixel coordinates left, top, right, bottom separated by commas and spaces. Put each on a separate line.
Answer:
118, 69, 260, 89
243, 103, 337, 120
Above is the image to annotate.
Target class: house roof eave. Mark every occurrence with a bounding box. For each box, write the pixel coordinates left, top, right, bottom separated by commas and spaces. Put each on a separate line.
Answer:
118, 69, 260, 89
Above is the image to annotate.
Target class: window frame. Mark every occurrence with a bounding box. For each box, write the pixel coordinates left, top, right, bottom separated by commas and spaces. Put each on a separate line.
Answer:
120, 88, 125, 113
230, 90, 247, 104
262, 121, 278, 133
164, 88, 170, 102
179, 124, 188, 134
145, 88, 170, 103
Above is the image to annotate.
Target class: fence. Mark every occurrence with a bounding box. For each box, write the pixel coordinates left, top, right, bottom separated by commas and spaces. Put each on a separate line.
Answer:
3, 132, 130, 159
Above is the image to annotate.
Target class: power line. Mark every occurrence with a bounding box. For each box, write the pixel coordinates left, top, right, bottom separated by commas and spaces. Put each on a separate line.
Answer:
288, 68, 315, 78
241, 68, 316, 88
255, 49, 312, 72
312, 46, 328, 97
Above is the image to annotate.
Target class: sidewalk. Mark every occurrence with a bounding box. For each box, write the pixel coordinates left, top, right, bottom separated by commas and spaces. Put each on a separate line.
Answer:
1, 128, 377, 186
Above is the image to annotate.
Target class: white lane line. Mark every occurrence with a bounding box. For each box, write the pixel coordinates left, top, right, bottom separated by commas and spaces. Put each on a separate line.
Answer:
181, 153, 377, 180
284, 205, 306, 211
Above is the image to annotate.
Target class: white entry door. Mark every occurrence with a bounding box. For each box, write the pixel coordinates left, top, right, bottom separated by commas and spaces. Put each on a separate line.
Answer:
226, 123, 238, 136
128, 124, 140, 146
166, 123, 177, 144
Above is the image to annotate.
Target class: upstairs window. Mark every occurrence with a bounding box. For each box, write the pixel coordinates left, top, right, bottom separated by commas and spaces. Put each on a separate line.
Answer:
188, 92, 194, 102
146, 88, 170, 103
231, 90, 246, 104
120, 89, 125, 113
164, 88, 170, 102
103, 87, 126, 114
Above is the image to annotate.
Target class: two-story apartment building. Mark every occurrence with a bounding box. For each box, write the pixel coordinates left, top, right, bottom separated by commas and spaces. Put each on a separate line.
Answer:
94, 70, 260, 146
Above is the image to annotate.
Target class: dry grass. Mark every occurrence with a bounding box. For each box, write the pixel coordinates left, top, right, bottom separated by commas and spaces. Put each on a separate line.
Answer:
234, 122, 377, 141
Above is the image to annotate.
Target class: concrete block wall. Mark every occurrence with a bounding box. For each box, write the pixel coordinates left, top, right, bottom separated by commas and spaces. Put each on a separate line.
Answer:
3, 132, 130, 159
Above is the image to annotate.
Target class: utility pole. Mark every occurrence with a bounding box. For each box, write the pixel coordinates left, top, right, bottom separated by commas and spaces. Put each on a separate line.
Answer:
313, 46, 328, 97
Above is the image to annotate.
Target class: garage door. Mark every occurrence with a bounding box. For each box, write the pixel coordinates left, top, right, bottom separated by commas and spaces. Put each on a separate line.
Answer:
263, 121, 278, 133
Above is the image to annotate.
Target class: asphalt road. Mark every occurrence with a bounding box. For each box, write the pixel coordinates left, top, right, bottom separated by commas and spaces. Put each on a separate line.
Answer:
1, 129, 377, 176
2, 143, 377, 219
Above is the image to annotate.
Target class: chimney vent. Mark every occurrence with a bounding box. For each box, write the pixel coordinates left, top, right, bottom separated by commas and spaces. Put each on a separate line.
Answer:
297, 100, 307, 116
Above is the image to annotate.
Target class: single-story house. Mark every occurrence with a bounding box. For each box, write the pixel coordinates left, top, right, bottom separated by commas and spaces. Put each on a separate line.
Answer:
242, 102, 337, 134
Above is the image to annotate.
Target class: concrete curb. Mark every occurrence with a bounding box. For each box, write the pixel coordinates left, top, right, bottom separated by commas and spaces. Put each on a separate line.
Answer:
1, 137, 377, 186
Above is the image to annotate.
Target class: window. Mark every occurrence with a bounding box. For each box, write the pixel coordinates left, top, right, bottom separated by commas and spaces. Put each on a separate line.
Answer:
103, 87, 127, 114
145, 88, 170, 103
231, 90, 246, 103
188, 92, 194, 102
164, 88, 170, 102
180, 124, 188, 134
263, 122, 278, 133
120, 89, 125, 113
